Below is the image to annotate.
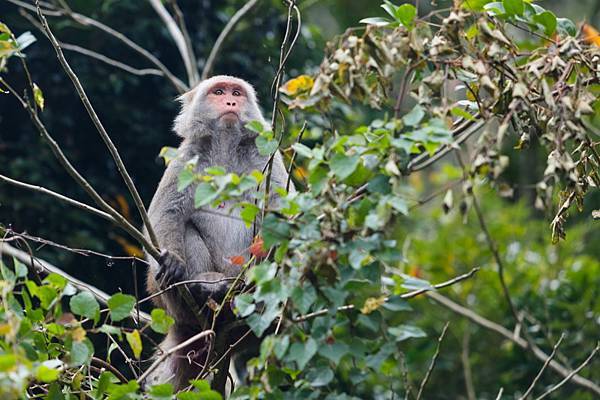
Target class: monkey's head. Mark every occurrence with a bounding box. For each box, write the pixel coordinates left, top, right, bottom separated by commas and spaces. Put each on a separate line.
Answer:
173, 75, 266, 138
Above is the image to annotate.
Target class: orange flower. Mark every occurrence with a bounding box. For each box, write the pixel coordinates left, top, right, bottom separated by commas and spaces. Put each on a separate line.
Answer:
583, 24, 600, 47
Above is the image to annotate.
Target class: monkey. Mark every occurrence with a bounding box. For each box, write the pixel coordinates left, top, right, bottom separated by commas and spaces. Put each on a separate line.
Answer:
143, 76, 290, 390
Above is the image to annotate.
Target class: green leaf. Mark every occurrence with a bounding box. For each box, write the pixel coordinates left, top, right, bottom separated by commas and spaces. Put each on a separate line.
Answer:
451, 106, 476, 121
178, 168, 196, 191
15, 31, 36, 51
148, 383, 174, 400
291, 284, 317, 314
69, 340, 91, 366
359, 17, 393, 27
33, 83, 44, 111
330, 153, 360, 180
291, 143, 313, 158
240, 203, 260, 227
388, 324, 427, 341
287, 338, 317, 369
395, 3, 417, 28
34, 363, 60, 383
107, 293, 136, 322
159, 146, 178, 165
234, 294, 256, 318
502, 0, 524, 16
150, 308, 174, 334
194, 182, 219, 208
262, 214, 290, 247
125, 329, 142, 359
245, 120, 265, 133
319, 343, 350, 364
70, 291, 100, 320
402, 105, 425, 127
204, 166, 226, 175
557, 17, 576, 37
381, 1, 398, 18
255, 135, 279, 156
533, 11, 557, 36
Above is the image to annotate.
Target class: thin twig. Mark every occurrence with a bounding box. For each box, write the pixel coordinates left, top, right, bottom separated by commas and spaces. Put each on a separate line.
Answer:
0, 77, 158, 260
426, 291, 600, 396
0, 242, 151, 323
147, 0, 198, 85
17, 8, 163, 77
6, 0, 187, 92
518, 333, 566, 400
137, 330, 215, 384
293, 267, 479, 322
0, 173, 114, 222
533, 343, 599, 400
35, 1, 161, 252
415, 322, 450, 400
201, 0, 260, 80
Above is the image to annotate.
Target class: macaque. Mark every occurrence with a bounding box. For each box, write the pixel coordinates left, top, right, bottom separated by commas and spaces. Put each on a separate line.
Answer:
144, 76, 289, 389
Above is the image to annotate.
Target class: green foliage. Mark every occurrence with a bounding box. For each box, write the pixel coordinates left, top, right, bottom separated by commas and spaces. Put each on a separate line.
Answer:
1, 0, 599, 399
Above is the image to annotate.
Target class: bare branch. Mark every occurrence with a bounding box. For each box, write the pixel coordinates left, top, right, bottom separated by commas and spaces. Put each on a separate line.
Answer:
426, 291, 600, 396
534, 343, 599, 400
416, 322, 450, 400
35, 0, 160, 251
0, 242, 151, 323
0, 173, 114, 222
0, 77, 158, 260
519, 333, 566, 400
6, 0, 188, 92
60, 42, 163, 77
137, 330, 215, 384
201, 0, 260, 80
294, 267, 480, 323
147, 0, 198, 85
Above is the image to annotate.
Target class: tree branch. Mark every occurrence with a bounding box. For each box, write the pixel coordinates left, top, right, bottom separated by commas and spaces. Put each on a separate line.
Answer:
35, 0, 160, 251
416, 321, 450, 400
294, 267, 480, 322
201, 0, 260, 80
426, 291, 600, 396
147, 0, 198, 85
518, 333, 565, 400
0, 242, 150, 323
0, 77, 159, 260
0, 173, 114, 223
137, 329, 215, 384
6, 0, 188, 92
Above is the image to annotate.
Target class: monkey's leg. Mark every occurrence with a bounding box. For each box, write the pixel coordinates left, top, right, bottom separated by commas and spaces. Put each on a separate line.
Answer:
183, 223, 232, 304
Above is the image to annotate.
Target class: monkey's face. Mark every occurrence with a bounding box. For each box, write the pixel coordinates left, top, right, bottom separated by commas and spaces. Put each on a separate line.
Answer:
204, 82, 248, 129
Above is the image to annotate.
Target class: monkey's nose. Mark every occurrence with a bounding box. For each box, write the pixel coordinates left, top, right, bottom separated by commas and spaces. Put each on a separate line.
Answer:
226, 101, 237, 106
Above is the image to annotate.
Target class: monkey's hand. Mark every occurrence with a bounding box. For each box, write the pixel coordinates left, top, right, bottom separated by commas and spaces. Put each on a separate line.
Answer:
189, 272, 233, 304
156, 250, 186, 288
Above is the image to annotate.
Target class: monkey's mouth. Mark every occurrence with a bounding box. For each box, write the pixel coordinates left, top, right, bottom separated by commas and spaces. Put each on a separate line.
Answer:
220, 111, 239, 119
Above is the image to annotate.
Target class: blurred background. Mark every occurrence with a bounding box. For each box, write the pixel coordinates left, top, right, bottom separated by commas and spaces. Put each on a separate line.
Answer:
0, 1, 598, 398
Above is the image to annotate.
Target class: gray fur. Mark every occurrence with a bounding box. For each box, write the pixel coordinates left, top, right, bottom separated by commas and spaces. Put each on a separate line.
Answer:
144, 76, 289, 390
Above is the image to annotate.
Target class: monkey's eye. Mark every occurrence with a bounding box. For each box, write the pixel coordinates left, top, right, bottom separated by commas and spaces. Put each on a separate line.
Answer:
232, 90, 241, 96
213, 89, 224, 95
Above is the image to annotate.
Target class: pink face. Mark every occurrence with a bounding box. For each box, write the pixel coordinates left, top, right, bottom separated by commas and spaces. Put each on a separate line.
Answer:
206, 81, 248, 126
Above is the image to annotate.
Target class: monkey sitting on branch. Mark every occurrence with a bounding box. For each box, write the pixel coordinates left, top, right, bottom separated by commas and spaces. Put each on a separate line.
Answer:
143, 76, 290, 390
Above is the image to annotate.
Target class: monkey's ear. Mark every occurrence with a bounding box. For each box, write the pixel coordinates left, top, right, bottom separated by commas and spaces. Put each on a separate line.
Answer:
176, 86, 198, 107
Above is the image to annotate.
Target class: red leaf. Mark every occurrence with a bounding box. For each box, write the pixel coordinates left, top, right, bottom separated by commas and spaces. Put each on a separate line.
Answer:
228, 255, 246, 266
249, 236, 268, 258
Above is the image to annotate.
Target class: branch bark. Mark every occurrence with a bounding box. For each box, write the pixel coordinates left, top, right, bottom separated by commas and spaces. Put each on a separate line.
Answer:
0, 242, 151, 323
201, 0, 260, 80
426, 291, 600, 396
147, 0, 198, 85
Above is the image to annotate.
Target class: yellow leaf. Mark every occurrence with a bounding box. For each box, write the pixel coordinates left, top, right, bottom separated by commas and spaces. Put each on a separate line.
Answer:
361, 296, 386, 314
33, 83, 44, 111
71, 327, 87, 342
280, 75, 314, 96
583, 24, 600, 47
126, 329, 142, 359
